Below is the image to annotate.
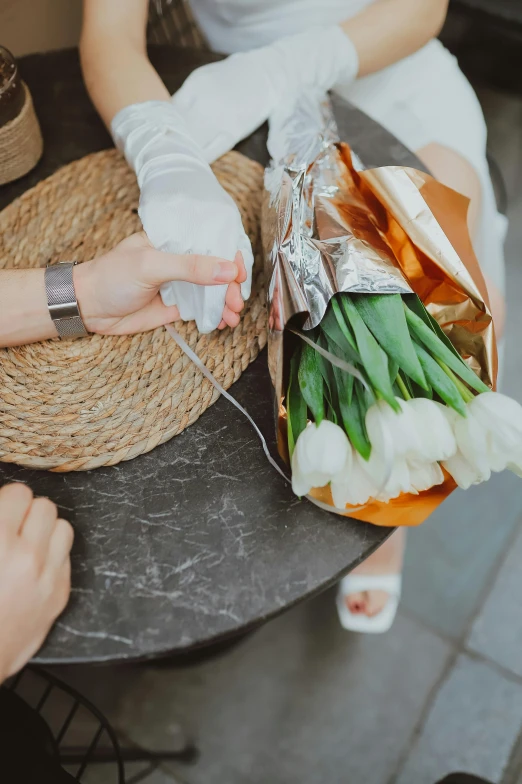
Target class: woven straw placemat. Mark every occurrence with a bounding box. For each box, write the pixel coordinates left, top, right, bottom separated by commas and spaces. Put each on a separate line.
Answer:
0, 149, 267, 471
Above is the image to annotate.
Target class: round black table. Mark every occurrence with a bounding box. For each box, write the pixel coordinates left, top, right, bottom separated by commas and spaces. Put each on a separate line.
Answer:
0, 47, 423, 665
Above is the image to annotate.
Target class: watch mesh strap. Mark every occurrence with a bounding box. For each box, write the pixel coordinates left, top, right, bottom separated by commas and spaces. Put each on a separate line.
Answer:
44, 263, 88, 339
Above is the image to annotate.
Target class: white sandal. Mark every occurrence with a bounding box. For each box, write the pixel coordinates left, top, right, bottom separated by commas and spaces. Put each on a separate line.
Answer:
336, 573, 402, 634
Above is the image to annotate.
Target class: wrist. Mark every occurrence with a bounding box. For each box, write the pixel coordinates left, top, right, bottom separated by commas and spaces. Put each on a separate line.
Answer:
72, 260, 98, 333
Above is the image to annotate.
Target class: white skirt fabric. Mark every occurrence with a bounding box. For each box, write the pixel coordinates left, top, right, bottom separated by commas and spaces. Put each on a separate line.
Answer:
334, 38, 506, 294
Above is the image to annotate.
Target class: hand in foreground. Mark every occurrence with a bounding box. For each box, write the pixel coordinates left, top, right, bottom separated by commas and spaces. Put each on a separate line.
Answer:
74, 232, 244, 335
112, 102, 253, 334
0, 484, 73, 681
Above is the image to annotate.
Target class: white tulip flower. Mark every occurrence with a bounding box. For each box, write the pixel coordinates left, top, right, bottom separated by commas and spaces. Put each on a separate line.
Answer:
365, 399, 421, 461
291, 419, 351, 497
331, 452, 379, 508
440, 391, 522, 489
408, 460, 445, 493
406, 398, 457, 462
468, 392, 522, 472
363, 398, 451, 500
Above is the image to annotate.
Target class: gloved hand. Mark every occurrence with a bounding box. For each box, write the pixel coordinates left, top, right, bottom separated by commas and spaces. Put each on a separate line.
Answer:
111, 101, 253, 334
172, 26, 359, 164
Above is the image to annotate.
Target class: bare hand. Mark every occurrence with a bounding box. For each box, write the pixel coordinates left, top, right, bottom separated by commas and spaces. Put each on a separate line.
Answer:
74, 232, 243, 335
0, 484, 73, 681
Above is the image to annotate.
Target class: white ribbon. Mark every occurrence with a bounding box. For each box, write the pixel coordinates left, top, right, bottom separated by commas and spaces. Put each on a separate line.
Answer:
165, 323, 394, 517
165, 324, 289, 484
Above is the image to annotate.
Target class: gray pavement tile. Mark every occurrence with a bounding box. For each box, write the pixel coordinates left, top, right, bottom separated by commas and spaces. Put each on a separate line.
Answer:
467, 524, 522, 676
395, 654, 522, 784
402, 472, 522, 640
94, 594, 451, 784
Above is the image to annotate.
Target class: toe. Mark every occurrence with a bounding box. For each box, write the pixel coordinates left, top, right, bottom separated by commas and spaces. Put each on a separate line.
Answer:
364, 590, 390, 618
346, 591, 367, 615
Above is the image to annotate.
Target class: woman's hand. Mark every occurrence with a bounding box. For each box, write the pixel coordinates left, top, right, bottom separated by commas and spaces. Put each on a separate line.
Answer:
111, 101, 253, 334
0, 484, 73, 681
74, 232, 244, 335
0, 233, 243, 347
172, 27, 359, 164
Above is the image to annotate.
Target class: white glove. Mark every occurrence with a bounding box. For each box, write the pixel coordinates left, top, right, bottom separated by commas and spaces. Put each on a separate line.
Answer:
111, 101, 253, 334
172, 26, 359, 164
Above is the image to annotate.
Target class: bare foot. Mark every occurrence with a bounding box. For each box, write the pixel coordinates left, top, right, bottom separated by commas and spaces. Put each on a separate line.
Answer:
345, 528, 406, 618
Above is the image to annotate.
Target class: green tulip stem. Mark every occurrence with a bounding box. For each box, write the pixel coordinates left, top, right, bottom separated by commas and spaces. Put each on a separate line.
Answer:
395, 373, 412, 401
436, 358, 474, 403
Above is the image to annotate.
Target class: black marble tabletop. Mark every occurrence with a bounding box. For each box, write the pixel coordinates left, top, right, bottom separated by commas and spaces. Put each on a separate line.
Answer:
0, 48, 424, 665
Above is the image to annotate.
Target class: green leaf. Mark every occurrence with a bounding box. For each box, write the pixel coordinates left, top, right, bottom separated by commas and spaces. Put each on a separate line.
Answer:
286, 347, 307, 459
404, 296, 490, 394
320, 306, 361, 365
322, 332, 355, 406
388, 357, 399, 385
413, 341, 467, 416
298, 342, 325, 425
331, 297, 357, 351
340, 295, 400, 412
334, 372, 372, 459
351, 293, 428, 390
404, 294, 462, 359
315, 334, 342, 417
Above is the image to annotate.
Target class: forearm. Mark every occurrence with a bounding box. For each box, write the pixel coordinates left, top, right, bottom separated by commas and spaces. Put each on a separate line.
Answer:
342, 0, 449, 77
0, 269, 59, 347
80, 0, 170, 128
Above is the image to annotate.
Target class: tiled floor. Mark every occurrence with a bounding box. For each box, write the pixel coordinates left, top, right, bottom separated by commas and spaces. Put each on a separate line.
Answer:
43, 83, 522, 784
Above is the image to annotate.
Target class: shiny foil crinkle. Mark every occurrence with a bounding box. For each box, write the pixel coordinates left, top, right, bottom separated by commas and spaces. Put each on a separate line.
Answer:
262, 93, 497, 527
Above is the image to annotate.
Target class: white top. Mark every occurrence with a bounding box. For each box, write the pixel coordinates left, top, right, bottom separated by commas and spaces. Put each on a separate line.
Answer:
188, 0, 374, 53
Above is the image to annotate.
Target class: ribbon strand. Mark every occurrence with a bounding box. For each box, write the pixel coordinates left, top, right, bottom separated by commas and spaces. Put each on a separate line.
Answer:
165, 324, 392, 517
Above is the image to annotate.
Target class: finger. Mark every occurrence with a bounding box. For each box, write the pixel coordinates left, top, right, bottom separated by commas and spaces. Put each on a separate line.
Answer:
222, 306, 241, 329
225, 281, 244, 314
48, 518, 74, 567
20, 497, 59, 551
141, 251, 239, 287
218, 319, 227, 330
0, 483, 34, 536
234, 252, 248, 284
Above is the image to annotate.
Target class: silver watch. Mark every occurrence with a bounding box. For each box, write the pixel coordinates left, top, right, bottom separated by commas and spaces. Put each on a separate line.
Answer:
44, 262, 89, 339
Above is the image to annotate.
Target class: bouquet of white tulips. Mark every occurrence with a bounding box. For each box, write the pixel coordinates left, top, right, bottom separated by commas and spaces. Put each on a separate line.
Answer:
262, 92, 517, 527
287, 291, 522, 512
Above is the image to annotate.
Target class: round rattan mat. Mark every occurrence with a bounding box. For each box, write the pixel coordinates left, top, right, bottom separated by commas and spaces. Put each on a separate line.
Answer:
0, 149, 267, 471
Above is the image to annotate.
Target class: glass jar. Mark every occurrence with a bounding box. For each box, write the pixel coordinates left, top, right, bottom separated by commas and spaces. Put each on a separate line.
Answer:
0, 46, 25, 129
